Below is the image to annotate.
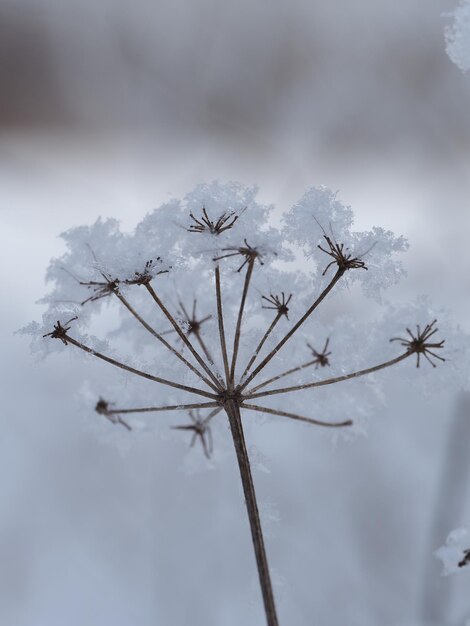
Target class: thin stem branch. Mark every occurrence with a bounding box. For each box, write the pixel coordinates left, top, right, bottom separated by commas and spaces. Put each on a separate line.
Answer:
225, 400, 279, 626
240, 313, 282, 382
238, 269, 344, 392
114, 290, 220, 393
245, 352, 410, 400
63, 335, 219, 400
107, 402, 221, 415
205, 406, 223, 421
215, 266, 231, 388
145, 283, 223, 390
249, 358, 317, 393
193, 330, 214, 364
230, 258, 255, 385
241, 403, 353, 428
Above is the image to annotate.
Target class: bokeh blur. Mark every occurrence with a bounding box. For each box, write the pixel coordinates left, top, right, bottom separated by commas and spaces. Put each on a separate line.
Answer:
1, 1, 470, 625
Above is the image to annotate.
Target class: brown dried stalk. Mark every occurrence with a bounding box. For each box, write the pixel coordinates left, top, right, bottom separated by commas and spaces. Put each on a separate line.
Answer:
240, 293, 292, 382
241, 403, 352, 428
177, 299, 214, 363
45, 321, 218, 400
249, 338, 330, 393
230, 256, 255, 384
238, 268, 345, 393
215, 265, 231, 387
114, 289, 220, 392
98, 401, 221, 415
245, 352, 411, 400
225, 399, 279, 626
172, 408, 221, 459
188, 207, 240, 235
144, 282, 223, 390
44, 218, 445, 626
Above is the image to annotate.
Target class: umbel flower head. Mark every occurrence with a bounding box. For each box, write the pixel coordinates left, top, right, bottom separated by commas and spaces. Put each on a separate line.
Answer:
23, 181, 450, 626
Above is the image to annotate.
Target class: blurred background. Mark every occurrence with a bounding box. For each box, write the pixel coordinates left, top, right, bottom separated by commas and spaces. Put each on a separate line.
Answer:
1, 1, 470, 624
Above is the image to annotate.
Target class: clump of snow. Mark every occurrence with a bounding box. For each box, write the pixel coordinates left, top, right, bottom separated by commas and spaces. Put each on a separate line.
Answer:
20, 180, 459, 441
435, 527, 470, 575
283, 186, 409, 301
445, 1, 470, 73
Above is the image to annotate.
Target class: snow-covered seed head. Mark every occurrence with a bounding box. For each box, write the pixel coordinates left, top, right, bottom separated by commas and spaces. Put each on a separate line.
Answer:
307, 338, 331, 368
261, 292, 292, 319
95, 398, 132, 430
83, 277, 119, 305
172, 410, 213, 458
95, 397, 111, 416
188, 207, 239, 235
213, 239, 268, 272
390, 320, 445, 368
42, 317, 78, 345
177, 299, 212, 336
318, 235, 368, 276
60, 266, 119, 306
125, 258, 169, 286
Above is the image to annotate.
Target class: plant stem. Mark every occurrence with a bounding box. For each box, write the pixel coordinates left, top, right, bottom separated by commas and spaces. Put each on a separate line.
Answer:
193, 330, 214, 364
249, 358, 318, 393
114, 290, 220, 393
107, 402, 220, 415
230, 258, 255, 385
245, 352, 410, 400
240, 313, 282, 382
225, 400, 279, 626
145, 283, 223, 390
241, 403, 352, 428
63, 335, 219, 400
215, 266, 231, 388
238, 269, 344, 393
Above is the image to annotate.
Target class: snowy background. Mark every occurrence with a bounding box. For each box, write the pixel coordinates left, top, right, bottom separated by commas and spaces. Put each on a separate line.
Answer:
1, 1, 470, 625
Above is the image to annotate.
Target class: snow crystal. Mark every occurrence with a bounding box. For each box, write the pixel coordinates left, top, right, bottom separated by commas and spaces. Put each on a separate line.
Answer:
283, 186, 408, 301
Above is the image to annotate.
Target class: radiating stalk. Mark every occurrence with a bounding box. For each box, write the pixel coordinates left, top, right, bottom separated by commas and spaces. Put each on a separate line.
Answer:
241, 403, 352, 428
194, 331, 214, 364
63, 334, 219, 400
245, 352, 410, 400
240, 312, 282, 382
106, 402, 220, 415
114, 290, 220, 393
230, 258, 255, 384
225, 400, 279, 626
145, 283, 223, 389
238, 269, 344, 392
215, 266, 231, 387
248, 358, 318, 393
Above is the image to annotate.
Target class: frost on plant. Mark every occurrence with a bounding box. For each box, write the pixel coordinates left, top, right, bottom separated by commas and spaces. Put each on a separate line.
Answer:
23, 181, 450, 626
436, 528, 470, 575
445, 1, 470, 73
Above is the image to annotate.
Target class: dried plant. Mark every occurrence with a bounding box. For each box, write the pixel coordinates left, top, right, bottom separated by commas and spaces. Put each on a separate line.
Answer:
26, 182, 449, 626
